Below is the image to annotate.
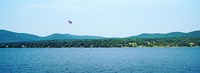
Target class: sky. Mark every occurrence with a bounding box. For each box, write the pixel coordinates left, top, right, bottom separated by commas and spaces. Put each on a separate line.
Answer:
0, 0, 200, 37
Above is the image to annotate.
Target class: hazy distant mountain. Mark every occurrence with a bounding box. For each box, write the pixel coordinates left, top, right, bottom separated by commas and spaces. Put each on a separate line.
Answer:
186, 30, 200, 37
41, 33, 104, 40
129, 30, 200, 38
0, 30, 104, 43
0, 30, 40, 43
1, 30, 200, 43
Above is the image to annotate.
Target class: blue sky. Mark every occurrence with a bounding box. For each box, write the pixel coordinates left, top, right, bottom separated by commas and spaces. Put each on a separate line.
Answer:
0, 0, 200, 37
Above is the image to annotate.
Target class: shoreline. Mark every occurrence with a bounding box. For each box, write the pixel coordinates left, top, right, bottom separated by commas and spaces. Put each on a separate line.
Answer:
1, 47, 199, 49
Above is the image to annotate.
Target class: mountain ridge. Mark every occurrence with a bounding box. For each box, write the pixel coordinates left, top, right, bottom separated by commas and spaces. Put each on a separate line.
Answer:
0, 29, 200, 43
0, 30, 104, 43
129, 30, 200, 38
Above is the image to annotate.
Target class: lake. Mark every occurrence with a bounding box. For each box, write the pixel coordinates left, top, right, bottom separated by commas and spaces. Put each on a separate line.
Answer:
0, 48, 200, 73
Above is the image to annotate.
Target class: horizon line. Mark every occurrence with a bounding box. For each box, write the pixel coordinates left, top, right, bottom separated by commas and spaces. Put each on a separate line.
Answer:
0, 29, 199, 38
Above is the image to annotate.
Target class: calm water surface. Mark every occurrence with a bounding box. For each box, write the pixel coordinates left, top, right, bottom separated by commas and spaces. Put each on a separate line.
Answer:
0, 48, 200, 73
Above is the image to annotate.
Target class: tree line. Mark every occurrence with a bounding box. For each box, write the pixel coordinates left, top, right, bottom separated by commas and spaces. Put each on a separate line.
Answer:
0, 37, 200, 48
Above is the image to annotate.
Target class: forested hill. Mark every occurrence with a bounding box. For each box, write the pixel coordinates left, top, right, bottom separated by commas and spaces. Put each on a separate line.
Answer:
129, 30, 200, 38
1, 30, 200, 43
0, 30, 104, 43
0, 30, 200, 48
0, 30, 40, 43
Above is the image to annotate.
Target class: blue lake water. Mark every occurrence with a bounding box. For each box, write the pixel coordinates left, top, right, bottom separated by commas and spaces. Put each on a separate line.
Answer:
0, 48, 200, 73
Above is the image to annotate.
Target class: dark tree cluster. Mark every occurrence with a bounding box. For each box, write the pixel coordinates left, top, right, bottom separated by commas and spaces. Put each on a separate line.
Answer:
0, 37, 200, 48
